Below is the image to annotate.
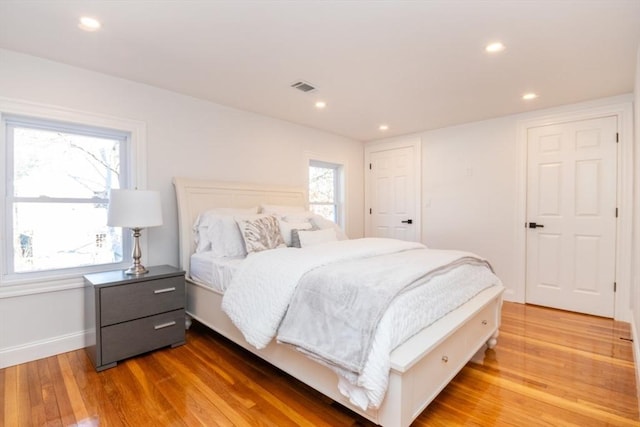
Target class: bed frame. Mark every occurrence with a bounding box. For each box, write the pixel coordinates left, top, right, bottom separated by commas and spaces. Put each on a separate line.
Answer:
173, 177, 503, 427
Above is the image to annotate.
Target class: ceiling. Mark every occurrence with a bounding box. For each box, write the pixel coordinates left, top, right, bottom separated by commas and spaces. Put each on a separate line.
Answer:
1, 1, 639, 141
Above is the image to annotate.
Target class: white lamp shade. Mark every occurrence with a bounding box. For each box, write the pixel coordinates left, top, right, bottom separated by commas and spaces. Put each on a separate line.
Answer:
107, 189, 163, 228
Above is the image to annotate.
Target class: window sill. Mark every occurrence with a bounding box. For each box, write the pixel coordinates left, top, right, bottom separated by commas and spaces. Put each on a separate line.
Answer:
0, 276, 85, 298
0, 263, 130, 299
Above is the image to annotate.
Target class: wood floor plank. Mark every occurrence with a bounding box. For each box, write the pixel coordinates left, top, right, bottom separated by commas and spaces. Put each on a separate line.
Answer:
3, 366, 18, 427
45, 356, 77, 427
17, 364, 35, 427
134, 352, 228, 427
479, 333, 637, 413
125, 357, 189, 427
0, 363, 5, 424
56, 353, 90, 425
97, 358, 176, 427
36, 358, 63, 427
27, 360, 47, 426
64, 350, 123, 426
186, 328, 359, 427
1, 302, 638, 426
150, 349, 243, 426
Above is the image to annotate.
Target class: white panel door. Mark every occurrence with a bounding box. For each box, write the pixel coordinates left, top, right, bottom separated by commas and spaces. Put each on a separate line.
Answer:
525, 116, 617, 317
368, 146, 418, 241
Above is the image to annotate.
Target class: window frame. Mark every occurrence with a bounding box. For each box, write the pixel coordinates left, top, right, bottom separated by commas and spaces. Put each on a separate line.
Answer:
5, 116, 130, 278
308, 158, 345, 228
0, 98, 147, 292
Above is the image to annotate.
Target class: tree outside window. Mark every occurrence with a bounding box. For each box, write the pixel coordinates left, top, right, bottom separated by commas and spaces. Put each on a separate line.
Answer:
309, 160, 342, 225
6, 117, 128, 275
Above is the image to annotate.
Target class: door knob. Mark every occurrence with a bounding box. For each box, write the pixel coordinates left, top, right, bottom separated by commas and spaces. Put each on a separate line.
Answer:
528, 222, 544, 228
401, 219, 413, 224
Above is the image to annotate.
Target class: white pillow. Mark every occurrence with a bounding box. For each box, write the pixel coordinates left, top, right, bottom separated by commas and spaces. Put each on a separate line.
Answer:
235, 214, 286, 253
193, 207, 258, 253
310, 214, 349, 240
260, 204, 306, 215
281, 211, 314, 223
297, 228, 337, 247
278, 220, 313, 246
205, 215, 248, 257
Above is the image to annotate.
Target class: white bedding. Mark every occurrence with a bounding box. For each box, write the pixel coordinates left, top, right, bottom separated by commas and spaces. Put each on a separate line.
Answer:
221, 238, 503, 409
189, 252, 244, 292
222, 238, 425, 348
337, 263, 499, 409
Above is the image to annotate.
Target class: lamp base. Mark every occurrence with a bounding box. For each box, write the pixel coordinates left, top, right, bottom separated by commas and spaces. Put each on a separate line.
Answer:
126, 227, 148, 275
124, 263, 149, 275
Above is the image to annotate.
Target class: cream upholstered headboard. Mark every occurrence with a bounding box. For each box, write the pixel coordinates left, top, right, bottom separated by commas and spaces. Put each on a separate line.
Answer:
172, 177, 307, 278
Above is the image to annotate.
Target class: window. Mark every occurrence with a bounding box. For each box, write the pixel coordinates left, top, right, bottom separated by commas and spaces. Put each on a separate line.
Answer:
4, 115, 130, 278
308, 160, 343, 226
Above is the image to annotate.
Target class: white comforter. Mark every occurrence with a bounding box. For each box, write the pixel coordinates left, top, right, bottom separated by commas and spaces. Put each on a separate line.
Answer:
221, 238, 502, 409
222, 238, 424, 348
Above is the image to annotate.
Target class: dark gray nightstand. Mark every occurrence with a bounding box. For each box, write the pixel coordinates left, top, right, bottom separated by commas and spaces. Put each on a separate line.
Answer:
84, 265, 186, 371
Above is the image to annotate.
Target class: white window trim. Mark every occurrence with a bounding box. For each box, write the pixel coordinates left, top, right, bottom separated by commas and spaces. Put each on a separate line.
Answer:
305, 152, 346, 229
0, 97, 147, 295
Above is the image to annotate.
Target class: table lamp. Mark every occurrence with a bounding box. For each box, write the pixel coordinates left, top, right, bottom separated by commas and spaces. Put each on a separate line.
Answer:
107, 189, 163, 275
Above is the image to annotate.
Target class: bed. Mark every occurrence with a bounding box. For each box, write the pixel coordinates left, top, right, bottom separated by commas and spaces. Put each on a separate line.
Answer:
173, 177, 504, 427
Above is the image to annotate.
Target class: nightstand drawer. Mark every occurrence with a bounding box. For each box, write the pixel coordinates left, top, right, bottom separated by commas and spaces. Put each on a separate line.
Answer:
101, 276, 185, 325
101, 309, 185, 364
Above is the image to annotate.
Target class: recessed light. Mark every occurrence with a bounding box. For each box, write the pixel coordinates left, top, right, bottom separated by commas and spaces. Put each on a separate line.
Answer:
315, 101, 327, 109
485, 42, 505, 53
522, 93, 538, 100
79, 16, 101, 31
379, 124, 389, 131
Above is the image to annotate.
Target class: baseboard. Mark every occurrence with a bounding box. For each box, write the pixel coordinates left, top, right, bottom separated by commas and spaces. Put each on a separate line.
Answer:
0, 330, 88, 369
631, 313, 640, 406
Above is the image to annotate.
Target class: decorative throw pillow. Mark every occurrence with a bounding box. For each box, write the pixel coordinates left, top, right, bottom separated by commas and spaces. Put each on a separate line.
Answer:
235, 215, 285, 253
297, 228, 337, 248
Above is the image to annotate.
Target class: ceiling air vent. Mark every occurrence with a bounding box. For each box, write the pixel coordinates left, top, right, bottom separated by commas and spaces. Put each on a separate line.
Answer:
291, 80, 317, 93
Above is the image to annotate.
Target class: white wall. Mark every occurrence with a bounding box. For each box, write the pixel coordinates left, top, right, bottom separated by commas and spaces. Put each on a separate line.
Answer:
419, 116, 519, 298
631, 46, 640, 393
369, 94, 634, 305
0, 49, 364, 367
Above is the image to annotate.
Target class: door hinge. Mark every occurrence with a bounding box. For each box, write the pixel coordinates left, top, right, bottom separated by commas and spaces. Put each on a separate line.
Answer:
369, 208, 372, 214
616, 207, 618, 218
616, 133, 619, 143
614, 282, 617, 292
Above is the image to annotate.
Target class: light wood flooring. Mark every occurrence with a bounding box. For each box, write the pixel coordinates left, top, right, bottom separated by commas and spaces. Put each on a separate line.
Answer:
1, 302, 638, 426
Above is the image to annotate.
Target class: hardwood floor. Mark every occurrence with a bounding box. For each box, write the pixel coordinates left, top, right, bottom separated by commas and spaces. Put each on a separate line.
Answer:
2, 302, 638, 426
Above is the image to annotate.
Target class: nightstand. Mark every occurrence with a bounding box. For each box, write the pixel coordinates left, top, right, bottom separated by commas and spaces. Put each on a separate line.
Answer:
84, 265, 186, 371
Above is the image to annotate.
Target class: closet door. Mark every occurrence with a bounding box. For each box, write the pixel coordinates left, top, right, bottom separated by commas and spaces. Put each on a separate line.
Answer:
365, 138, 421, 242
525, 116, 617, 317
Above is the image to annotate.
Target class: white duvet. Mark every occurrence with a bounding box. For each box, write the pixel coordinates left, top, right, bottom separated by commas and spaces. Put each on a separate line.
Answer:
222, 238, 424, 348
221, 238, 502, 409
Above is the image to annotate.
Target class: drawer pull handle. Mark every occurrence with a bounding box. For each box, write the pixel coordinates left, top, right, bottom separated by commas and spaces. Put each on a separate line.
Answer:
154, 321, 177, 330
442, 356, 449, 363
482, 320, 488, 325
154, 287, 176, 294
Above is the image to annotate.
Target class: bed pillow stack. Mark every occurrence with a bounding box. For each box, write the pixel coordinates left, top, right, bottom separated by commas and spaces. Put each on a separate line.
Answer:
193, 207, 258, 256
192, 204, 349, 256
261, 204, 347, 248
